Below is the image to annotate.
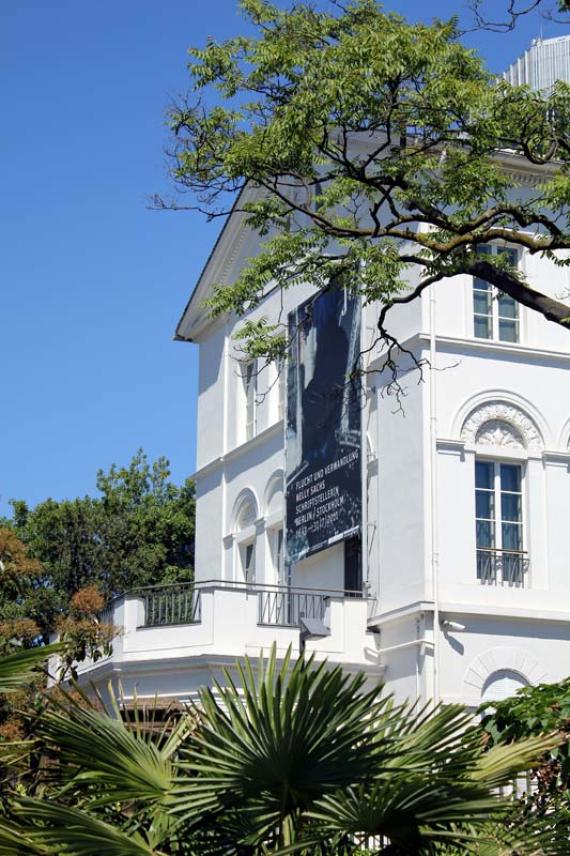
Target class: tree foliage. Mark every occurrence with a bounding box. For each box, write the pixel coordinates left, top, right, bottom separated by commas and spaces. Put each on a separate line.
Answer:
481, 678, 570, 825
0, 646, 565, 854
2, 450, 195, 643
163, 0, 570, 367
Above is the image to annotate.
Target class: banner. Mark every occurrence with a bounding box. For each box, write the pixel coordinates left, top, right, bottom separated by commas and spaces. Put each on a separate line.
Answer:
285, 288, 361, 565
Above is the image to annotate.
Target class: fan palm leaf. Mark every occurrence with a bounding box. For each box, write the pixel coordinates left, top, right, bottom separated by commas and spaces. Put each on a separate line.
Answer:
172, 645, 397, 829
10, 798, 163, 855
0, 644, 61, 694
32, 686, 191, 808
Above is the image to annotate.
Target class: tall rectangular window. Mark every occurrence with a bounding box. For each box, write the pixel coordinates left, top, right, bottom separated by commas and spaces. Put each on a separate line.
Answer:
473, 247, 520, 343
270, 527, 284, 583
242, 542, 256, 584
475, 460, 525, 586
242, 361, 257, 441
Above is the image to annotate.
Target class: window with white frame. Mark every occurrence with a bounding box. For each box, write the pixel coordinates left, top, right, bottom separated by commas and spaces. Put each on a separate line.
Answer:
473, 246, 520, 343
475, 459, 526, 586
241, 541, 256, 583
270, 527, 284, 583
241, 361, 257, 441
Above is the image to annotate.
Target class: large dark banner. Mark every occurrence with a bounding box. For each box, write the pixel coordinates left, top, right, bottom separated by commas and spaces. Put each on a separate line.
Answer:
285, 288, 361, 566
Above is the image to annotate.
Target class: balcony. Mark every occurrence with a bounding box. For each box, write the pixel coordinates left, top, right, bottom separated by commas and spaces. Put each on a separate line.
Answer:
60, 581, 375, 688
476, 549, 528, 587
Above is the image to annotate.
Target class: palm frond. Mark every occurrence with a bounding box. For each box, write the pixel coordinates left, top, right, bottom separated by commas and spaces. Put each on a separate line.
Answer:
34, 693, 183, 808
11, 798, 162, 856
0, 643, 61, 694
172, 643, 391, 826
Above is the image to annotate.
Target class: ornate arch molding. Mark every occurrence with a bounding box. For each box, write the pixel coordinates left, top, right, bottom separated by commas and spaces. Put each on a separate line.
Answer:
558, 415, 570, 451
263, 470, 285, 517
461, 401, 544, 452
462, 646, 547, 704
231, 488, 259, 534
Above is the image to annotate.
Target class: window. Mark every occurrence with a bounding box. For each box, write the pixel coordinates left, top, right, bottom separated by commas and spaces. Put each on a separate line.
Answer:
241, 542, 256, 583
473, 247, 520, 343
344, 536, 362, 594
270, 527, 285, 583
475, 460, 526, 586
242, 361, 257, 441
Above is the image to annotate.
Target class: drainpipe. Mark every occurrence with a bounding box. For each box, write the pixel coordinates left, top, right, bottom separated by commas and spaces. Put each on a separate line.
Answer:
429, 285, 440, 706
361, 296, 369, 594
376, 636, 435, 701
221, 322, 230, 581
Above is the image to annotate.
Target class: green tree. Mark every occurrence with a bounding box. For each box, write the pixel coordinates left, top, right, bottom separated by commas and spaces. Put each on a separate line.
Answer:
481, 678, 570, 828
4, 450, 195, 643
163, 0, 570, 369
0, 647, 564, 855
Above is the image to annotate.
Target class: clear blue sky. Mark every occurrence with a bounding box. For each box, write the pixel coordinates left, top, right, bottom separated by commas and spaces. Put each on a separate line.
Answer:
0, 1, 564, 516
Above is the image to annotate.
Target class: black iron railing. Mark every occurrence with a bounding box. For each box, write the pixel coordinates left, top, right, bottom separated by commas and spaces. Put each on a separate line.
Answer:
477, 549, 528, 587
258, 589, 328, 627
142, 586, 202, 627
116, 579, 363, 629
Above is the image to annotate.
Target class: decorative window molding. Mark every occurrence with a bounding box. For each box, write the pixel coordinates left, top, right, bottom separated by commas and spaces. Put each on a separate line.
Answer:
263, 470, 284, 518
475, 420, 525, 450
461, 401, 543, 451
232, 489, 259, 534
462, 646, 547, 704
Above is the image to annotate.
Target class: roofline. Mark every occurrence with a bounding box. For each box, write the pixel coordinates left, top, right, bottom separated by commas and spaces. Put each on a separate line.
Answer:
174, 185, 248, 344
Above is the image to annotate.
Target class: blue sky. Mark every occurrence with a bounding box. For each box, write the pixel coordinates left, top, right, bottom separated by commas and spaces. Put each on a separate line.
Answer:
1, 1, 565, 515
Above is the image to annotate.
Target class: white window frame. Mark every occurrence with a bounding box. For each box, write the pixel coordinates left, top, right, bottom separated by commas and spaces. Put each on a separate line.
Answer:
238, 538, 256, 584
475, 457, 527, 586
472, 246, 521, 343
241, 360, 257, 441
268, 526, 285, 584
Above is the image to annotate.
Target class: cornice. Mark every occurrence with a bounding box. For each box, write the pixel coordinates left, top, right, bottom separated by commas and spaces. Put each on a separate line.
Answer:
193, 420, 284, 482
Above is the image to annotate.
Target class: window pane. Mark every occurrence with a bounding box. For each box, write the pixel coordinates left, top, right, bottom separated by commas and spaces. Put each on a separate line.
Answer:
498, 293, 518, 319
476, 461, 494, 489
498, 319, 518, 343
474, 277, 491, 293
501, 464, 521, 493
502, 523, 523, 551
476, 520, 495, 548
501, 492, 521, 522
476, 490, 494, 520
244, 543, 256, 582
474, 315, 492, 339
474, 291, 492, 314
502, 248, 519, 267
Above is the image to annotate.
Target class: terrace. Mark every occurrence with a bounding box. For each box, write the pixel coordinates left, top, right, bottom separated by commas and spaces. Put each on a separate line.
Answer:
68, 580, 377, 687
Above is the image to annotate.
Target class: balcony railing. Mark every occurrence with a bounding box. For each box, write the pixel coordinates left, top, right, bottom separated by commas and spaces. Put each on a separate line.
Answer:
142, 586, 202, 627
258, 589, 328, 627
477, 548, 528, 587
129, 580, 363, 629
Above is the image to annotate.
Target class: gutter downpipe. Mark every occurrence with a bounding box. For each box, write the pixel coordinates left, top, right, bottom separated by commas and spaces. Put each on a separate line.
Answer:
221, 321, 230, 581
429, 285, 440, 707
376, 637, 435, 700
361, 296, 369, 595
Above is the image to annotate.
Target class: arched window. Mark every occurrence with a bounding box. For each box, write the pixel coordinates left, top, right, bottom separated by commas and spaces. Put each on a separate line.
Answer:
232, 491, 258, 584
481, 669, 528, 703
461, 401, 541, 587
264, 473, 285, 585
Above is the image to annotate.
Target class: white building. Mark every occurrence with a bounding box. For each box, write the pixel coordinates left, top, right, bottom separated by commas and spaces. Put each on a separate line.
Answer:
504, 34, 570, 90
71, 154, 570, 712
